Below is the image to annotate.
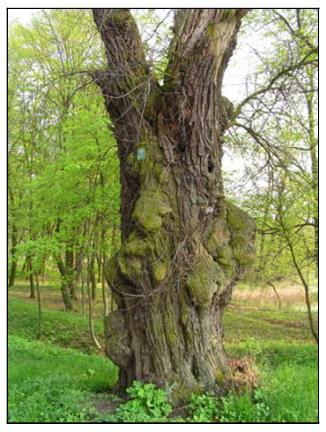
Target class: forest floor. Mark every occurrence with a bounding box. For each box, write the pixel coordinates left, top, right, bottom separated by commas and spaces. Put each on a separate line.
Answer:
8, 281, 318, 423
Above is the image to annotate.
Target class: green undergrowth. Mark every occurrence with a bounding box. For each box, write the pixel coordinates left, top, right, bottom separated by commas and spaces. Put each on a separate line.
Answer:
8, 296, 318, 423
8, 335, 118, 422
98, 340, 318, 423
95, 362, 318, 423
224, 338, 318, 423
9, 298, 104, 354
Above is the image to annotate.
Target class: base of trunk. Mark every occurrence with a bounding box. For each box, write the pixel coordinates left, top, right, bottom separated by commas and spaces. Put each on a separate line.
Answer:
104, 202, 255, 396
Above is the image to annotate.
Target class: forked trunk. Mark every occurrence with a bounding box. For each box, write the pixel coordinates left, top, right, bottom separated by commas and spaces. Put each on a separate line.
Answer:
93, 8, 255, 395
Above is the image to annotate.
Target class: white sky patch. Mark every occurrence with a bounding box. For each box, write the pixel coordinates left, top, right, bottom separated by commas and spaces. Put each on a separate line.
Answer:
8, 9, 41, 25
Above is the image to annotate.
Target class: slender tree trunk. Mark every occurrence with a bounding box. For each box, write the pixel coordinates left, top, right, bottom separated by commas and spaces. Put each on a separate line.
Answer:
93, 8, 254, 394
97, 254, 102, 283
8, 225, 18, 288
8, 258, 17, 288
21, 257, 28, 273
267, 281, 282, 310
102, 254, 109, 317
288, 242, 318, 343
100, 224, 109, 317
27, 257, 36, 299
41, 257, 46, 283
35, 273, 42, 339
8, 185, 18, 288
66, 247, 75, 300
29, 273, 35, 299
256, 168, 273, 280
90, 254, 97, 301
306, 76, 318, 264
60, 280, 73, 310
57, 254, 74, 311
277, 195, 318, 343
86, 257, 102, 350
75, 249, 85, 301
81, 271, 85, 316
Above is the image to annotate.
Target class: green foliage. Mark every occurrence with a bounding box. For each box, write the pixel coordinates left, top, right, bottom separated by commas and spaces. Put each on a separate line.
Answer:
8, 10, 120, 290
224, 304, 317, 343
188, 393, 219, 422
217, 360, 317, 423
230, 338, 318, 368
104, 381, 172, 423
9, 334, 118, 392
225, 339, 317, 423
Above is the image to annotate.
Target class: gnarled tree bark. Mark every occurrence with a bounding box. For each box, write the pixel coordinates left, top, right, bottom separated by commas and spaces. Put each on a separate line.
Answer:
93, 8, 255, 396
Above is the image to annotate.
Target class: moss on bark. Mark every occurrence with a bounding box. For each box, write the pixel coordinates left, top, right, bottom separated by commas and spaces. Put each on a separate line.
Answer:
186, 253, 225, 306
133, 189, 171, 233
227, 203, 256, 267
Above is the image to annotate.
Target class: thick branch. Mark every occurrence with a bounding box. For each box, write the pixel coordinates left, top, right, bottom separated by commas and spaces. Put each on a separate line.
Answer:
92, 9, 154, 146
159, 8, 248, 180
165, 9, 248, 97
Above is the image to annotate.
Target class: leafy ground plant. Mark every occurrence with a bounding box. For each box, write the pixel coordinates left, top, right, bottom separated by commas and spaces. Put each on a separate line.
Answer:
102, 381, 173, 423
187, 393, 219, 422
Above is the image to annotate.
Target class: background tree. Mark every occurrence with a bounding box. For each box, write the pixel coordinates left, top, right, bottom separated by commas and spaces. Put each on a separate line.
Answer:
224, 8, 318, 339
8, 11, 120, 315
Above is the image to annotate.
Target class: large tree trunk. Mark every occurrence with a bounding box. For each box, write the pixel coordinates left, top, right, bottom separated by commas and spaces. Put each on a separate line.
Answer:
93, 8, 255, 395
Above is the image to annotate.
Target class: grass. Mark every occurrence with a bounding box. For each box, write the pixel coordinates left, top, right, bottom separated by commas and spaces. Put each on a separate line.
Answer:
224, 303, 317, 343
8, 335, 118, 422
8, 282, 318, 423
224, 339, 318, 422
9, 298, 104, 354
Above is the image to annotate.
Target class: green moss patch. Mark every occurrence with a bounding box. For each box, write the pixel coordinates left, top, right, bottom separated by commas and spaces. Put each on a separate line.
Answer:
133, 190, 171, 232
153, 261, 168, 283
186, 253, 224, 306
